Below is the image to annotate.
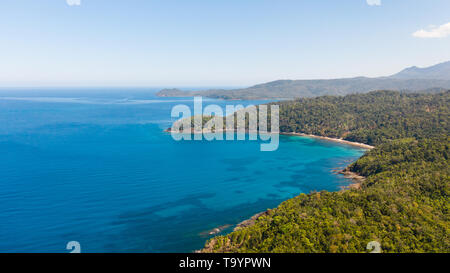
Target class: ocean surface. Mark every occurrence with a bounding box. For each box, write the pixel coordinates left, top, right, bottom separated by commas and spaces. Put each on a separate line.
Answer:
0, 88, 366, 253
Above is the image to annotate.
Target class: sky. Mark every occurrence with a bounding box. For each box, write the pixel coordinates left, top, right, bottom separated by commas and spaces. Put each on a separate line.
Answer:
0, 0, 449, 87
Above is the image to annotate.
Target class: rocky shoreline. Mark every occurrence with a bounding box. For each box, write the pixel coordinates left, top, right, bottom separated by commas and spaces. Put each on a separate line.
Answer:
233, 211, 270, 232
198, 211, 271, 253
335, 168, 366, 190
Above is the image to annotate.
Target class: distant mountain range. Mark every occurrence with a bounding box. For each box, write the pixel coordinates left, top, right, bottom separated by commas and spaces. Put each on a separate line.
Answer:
390, 61, 450, 80
156, 61, 450, 100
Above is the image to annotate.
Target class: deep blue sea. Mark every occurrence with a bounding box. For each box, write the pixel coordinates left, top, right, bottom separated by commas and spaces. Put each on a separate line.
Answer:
0, 88, 366, 253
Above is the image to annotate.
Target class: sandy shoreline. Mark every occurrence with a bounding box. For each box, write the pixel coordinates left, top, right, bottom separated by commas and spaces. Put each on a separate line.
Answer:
280, 132, 375, 149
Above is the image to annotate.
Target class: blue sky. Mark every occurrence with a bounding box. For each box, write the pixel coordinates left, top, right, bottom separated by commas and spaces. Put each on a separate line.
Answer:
0, 0, 449, 87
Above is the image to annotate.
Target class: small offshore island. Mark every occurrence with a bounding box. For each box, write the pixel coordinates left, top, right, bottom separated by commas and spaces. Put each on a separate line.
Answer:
169, 90, 449, 253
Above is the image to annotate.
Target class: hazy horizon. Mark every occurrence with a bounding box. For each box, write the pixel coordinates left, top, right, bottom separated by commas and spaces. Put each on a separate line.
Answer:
1, 0, 449, 87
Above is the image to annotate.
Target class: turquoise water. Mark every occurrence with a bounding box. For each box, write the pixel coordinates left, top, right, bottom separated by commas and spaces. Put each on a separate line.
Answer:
0, 88, 365, 253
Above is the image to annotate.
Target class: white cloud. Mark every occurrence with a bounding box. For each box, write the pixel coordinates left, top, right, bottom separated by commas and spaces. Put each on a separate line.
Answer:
366, 0, 381, 6
66, 0, 81, 6
413, 22, 450, 38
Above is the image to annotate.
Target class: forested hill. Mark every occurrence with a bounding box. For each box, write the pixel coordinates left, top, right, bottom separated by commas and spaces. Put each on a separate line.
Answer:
157, 61, 450, 100
276, 90, 449, 146
202, 90, 449, 253
203, 137, 449, 253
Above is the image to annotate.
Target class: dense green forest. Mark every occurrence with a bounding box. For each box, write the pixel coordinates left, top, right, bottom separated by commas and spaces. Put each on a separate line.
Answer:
202, 91, 449, 253
276, 90, 449, 145
171, 91, 449, 146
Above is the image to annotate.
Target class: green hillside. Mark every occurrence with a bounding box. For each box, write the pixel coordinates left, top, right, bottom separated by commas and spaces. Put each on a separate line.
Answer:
276, 90, 449, 145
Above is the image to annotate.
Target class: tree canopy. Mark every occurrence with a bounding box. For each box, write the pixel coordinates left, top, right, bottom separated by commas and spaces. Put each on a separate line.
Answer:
202, 91, 449, 253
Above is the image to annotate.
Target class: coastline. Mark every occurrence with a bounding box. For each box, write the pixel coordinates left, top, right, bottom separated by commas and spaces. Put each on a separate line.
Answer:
280, 132, 375, 150
199, 132, 372, 252
166, 127, 370, 209
164, 128, 375, 150
164, 126, 373, 252
164, 128, 270, 135
335, 168, 366, 190
201, 167, 368, 253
